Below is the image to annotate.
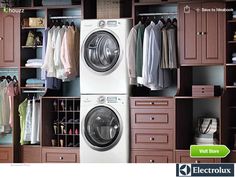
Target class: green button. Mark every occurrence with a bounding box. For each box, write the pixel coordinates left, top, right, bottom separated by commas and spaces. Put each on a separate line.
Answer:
190, 145, 230, 158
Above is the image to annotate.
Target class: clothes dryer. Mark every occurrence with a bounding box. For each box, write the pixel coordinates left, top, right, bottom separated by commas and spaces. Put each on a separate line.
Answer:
80, 19, 132, 94
80, 95, 129, 162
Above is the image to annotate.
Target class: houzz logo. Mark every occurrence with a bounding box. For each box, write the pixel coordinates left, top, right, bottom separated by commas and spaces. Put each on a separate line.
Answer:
176, 164, 234, 176
1, 7, 24, 14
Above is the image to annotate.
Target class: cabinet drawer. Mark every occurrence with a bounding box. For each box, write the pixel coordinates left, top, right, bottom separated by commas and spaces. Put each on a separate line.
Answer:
132, 129, 174, 150
176, 150, 219, 163
0, 147, 13, 163
130, 97, 174, 109
42, 147, 80, 163
131, 150, 173, 163
131, 109, 175, 129
46, 153, 76, 163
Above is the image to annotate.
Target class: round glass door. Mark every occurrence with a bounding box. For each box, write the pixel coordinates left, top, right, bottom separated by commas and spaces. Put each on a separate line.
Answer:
84, 31, 120, 72
84, 106, 121, 151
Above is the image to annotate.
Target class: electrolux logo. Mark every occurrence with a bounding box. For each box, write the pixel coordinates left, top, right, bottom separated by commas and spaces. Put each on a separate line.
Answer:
176, 164, 234, 177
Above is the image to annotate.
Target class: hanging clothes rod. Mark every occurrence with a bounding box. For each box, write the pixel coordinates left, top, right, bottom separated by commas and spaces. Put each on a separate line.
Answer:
138, 12, 177, 16
50, 15, 81, 20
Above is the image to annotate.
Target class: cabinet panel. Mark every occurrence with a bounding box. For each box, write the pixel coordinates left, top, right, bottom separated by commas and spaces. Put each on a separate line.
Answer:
131, 150, 173, 163
0, 147, 13, 163
131, 109, 175, 129
179, 3, 202, 65
0, 12, 20, 67
130, 97, 175, 109
132, 129, 174, 150
176, 150, 219, 163
42, 147, 80, 163
21, 146, 41, 163
202, 2, 225, 64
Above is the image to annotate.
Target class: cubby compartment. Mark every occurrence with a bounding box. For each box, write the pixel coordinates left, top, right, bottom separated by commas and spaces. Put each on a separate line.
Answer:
42, 97, 80, 148
176, 98, 221, 150
179, 66, 224, 96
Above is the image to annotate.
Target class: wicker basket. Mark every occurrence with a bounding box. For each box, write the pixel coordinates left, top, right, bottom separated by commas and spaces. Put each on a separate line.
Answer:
97, 0, 120, 19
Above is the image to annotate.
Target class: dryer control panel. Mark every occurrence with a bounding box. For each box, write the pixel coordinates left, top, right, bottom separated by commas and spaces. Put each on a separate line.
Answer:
97, 96, 123, 104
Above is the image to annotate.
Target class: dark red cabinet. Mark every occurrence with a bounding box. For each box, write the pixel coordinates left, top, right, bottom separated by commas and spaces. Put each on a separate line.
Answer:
179, 2, 225, 65
0, 12, 20, 67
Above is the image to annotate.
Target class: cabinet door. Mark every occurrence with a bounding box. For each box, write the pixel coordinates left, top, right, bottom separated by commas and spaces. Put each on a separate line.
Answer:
0, 12, 20, 67
201, 2, 225, 64
0, 147, 13, 163
179, 3, 202, 65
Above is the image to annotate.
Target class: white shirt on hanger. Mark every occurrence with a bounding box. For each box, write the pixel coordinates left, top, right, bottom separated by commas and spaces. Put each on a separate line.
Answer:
142, 21, 155, 88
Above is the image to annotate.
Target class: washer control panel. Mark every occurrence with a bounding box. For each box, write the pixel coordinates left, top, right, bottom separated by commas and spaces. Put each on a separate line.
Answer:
98, 20, 119, 28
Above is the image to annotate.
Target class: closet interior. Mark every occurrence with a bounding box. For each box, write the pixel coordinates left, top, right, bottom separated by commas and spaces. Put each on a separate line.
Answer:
0, 0, 236, 163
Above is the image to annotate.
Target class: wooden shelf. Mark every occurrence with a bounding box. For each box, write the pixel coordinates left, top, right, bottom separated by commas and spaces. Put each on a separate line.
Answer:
226, 63, 236, 66
21, 144, 41, 147
15, 5, 81, 10
21, 86, 45, 89
230, 127, 236, 130
55, 110, 80, 113
0, 144, 13, 148
227, 19, 236, 23
134, 1, 177, 6
21, 26, 45, 29
21, 66, 41, 69
21, 45, 43, 48
229, 106, 236, 109
226, 86, 236, 89
228, 41, 236, 44
175, 96, 221, 99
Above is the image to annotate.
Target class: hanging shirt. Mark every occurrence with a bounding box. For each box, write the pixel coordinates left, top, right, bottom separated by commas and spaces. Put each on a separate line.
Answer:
7, 81, 17, 128
60, 26, 77, 79
0, 80, 10, 133
148, 21, 171, 90
18, 98, 27, 145
31, 98, 40, 144
23, 100, 32, 142
41, 28, 50, 80
47, 26, 60, 77
74, 27, 80, 77
54, 26, 66, 80
42, 26, 55, 74
136, 24, 145, 85
161, 27, 169, 69
126, 22, 141, 85
167, 26, 178, 69
142, 21, 155, 87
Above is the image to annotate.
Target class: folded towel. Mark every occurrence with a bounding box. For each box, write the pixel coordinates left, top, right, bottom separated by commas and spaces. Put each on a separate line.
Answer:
25, 63, 42, 67
26, 59, 43, 63
26, 78, 45, 84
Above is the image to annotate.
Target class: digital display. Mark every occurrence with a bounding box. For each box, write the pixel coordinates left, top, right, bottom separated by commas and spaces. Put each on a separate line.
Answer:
107, 21, 117, 26
107, 97, 117, 103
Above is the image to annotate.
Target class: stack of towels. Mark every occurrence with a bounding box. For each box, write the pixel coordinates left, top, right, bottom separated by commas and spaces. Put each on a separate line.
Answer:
25, 78, 45, 88
25, 59, 43, 68
232, 53, 236, 64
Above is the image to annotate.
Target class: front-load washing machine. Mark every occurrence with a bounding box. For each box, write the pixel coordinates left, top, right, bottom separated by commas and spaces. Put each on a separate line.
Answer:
80, 95, 129, 163
80, 19, 132, 94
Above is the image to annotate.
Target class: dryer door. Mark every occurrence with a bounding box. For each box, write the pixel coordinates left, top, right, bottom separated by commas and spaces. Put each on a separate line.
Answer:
84, 106, 122, 151
84, 31, 120, 73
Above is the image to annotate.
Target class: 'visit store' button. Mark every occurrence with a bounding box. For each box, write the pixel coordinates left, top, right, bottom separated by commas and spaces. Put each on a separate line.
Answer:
190, 145, 230, 158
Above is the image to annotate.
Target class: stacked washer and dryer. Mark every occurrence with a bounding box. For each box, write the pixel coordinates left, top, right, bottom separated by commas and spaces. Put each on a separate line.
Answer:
80, 19, 132, 162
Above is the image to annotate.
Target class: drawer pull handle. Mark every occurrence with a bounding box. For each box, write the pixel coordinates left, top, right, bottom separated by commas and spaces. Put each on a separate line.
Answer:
149, 137, 155, 141
149, 160, 155, 163
150, 102, 154, 105
0, 37, 3, 40
150, 117, 155, 121
195, 160, 199, 163
59, 156, 64, 160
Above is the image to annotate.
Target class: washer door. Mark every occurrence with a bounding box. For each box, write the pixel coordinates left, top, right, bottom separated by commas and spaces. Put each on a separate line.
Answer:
84, 106, 122, 151
84, 31, 120, 73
